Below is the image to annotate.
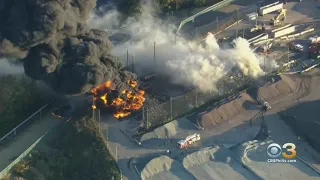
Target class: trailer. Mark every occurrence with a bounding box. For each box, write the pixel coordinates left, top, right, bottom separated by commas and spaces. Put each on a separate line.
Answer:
271, 26, 296, 38
177, 133, 201, 149
259, 2, 283, 16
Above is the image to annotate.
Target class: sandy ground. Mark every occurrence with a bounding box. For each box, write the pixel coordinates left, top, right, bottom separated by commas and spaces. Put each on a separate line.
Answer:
0, 107, 63, 171
134, 68, 320, 180
232, 139, 320, 180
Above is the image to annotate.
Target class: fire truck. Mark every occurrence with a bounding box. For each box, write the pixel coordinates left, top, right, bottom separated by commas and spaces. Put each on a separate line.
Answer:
177, 133, 201, 149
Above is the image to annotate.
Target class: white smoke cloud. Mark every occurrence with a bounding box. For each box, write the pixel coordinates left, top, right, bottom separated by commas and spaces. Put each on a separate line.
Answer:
88, 5, 120, 30
88, 3, 278, 92
0, 58, 24, 76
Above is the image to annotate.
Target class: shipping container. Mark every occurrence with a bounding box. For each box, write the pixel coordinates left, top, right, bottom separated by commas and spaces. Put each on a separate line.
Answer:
271, 26, 295, 38
259, 3, 283, 16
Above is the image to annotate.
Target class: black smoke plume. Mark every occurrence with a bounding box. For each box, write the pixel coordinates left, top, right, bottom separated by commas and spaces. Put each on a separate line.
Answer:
0, 0, 136, 95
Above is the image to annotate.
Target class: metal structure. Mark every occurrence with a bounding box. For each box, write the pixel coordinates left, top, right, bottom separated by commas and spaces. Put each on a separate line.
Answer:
259, 2, 283, 16
270, 9, 287, 26
0, 101, 53, 144
176, 0, 236, 34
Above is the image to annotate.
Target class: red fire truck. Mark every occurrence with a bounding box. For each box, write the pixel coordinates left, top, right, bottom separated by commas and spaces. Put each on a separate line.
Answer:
177, 133, 201, 149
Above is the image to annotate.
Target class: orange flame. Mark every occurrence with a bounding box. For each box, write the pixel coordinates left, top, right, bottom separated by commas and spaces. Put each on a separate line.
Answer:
91, 80, 145, 118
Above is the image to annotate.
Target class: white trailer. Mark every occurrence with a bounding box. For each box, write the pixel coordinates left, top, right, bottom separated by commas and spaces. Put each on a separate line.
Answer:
259, 3, 283, 16
271, 26, 296, 38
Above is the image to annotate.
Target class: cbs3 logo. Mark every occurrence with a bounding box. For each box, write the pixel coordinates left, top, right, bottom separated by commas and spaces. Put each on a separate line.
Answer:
267, 143, 297, 159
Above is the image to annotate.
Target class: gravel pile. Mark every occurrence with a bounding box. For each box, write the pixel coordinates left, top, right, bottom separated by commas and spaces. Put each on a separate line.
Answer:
198, 92, 258, 128
140, 118, 197, 145
183, 146, 258, 180
233, 139, 320, 180
258, 75, 299, 102
140, 155, 195, 180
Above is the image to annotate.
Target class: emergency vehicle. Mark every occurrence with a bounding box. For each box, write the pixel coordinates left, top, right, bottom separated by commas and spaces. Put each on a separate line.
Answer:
177, 133, 201, 149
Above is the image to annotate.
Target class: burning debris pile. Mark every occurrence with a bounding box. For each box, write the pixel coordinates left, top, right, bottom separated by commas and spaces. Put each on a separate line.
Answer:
91, 80, 145, 118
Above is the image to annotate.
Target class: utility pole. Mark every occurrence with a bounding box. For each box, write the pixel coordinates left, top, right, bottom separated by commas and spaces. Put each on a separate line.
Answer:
126, 49, 129, 68
195, 89, 198, 107
216, 17, 219, 31
195, 27, 198, 39
142, 106, 145, 122
236, 9, 239, 38
175, 34, 177, 45
115, 146, 117, 162
146, 108, 149, 129
131, 54, 135, 73
170, 97, 173, 119
92, 96, 95, 118
115, 146, 122, 180
105, 123, 108, 147
97, 109, 100, 132
242, 28, 245, 38
287, 44, 290, 63
154, 41, 156, 63
264, 40, 268, 80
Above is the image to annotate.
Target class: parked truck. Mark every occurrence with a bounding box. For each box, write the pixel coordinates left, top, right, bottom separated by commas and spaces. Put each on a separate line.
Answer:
177, 133, 201, 149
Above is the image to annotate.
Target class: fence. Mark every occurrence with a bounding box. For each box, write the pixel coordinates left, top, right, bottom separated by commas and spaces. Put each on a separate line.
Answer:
0, 101, 54, 145
139, 73, 255, 130
0, 134, 46, 179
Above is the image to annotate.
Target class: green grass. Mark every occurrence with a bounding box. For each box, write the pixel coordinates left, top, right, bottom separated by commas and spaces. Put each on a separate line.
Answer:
0, 75, 54, 137
10, 115, 121, 180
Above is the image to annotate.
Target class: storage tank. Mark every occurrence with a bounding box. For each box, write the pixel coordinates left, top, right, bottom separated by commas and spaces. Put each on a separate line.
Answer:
259, 3, 283, 16
271, 26, 295, 38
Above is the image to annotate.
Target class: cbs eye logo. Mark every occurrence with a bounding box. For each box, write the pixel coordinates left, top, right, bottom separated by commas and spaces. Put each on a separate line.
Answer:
267, 143, 297, 159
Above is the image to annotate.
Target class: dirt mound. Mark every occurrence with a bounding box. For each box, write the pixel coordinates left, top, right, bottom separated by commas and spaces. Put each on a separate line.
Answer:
198, 92, 258, 128
258, 75, 299, 102
182, 146, 259, 180
140, 118, 197, 144
141, 155, 195, 180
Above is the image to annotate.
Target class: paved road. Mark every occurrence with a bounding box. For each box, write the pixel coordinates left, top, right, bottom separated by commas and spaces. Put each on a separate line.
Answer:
100, 108, 262, 179
0, 107, 63, 172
